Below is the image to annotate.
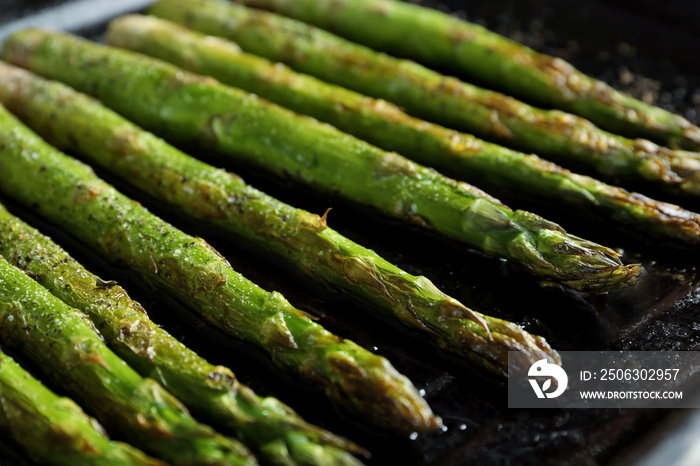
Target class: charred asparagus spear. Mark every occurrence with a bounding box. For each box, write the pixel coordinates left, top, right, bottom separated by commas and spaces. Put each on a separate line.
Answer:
106, 15, 700, 248
0, 102, 440, 435
233, 0, 700, 151
0, 62, 560, 377
0, 255, 256, 466
0, 201, 365, 466
145, 0, 700, 197
1, 29, 641, 292
0, 347, 164, 466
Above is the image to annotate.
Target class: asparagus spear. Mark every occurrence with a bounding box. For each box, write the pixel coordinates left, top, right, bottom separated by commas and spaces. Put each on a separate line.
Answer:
1, 29, 641, 292
233, 0, 700, 151
0, 255, 256, 466
0, 102, 440, 435
145, 0, 700, 197
106, 15, 700, 248
0, 347, 164, 466
0, 204, 365, 466
0, 61, 561, 377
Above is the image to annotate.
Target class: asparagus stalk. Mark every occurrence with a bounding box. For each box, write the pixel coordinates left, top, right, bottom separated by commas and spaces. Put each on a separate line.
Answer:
1, 29, 641, 292
0, 61, 561, 378
234, 0, 700, 151
0, 204, 365, 466
106, 15, 700, 248
145, 0, 700, 197
0, 255, 256, 466
0, 347, 164, 466
0, 102, 440, 435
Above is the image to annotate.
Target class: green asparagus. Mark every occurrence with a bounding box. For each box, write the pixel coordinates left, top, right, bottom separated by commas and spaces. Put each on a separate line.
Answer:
0, 203, 365, 466
0, 255, 255, 466
0, 347, 164, 466
0, 102, 440, 435
1, 29, 641, 292
0, 61, 561, 378
234, 0, 700, 151
107, 15, 700, 248
146, 0, 700, 197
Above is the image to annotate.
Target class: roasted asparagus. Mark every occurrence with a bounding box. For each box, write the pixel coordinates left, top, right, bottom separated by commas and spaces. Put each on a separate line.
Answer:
145, 0, 700, 197
0, 200, 365, 466
0, 348, 164, 466
0, 61, 560, 377
232, 0, 700, 150
106, 15, 700, 248
0, 255, 256, 466
1, 29, 641, 292
0, 101, 440, 435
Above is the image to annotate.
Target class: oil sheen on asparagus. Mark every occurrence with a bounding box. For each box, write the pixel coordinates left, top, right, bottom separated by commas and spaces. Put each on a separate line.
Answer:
0, 348, 164, 466
0, 202, 365, 466
0, 61, 562, 377
0, 255, 256, 466
233, 0, 700, 151
0, 102, 440, 435
107, 15, 700, 248
146, 0, 700, 197
1, 29, 641, 292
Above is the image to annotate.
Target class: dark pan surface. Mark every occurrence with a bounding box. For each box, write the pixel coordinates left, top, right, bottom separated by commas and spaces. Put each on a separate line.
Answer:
0, 1, 699, 465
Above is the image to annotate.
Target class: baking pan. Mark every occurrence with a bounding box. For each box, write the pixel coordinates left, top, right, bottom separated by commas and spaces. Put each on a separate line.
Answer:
0, 1, 699, 465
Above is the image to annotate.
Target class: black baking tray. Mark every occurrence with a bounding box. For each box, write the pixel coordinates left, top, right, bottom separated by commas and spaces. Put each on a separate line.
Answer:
0, 1, 699, 465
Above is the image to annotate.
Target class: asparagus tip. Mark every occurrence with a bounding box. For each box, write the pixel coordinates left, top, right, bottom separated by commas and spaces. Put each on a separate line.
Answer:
329, 341, 442, 434
454, 313, 561, 377
561, 261, 642, 293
